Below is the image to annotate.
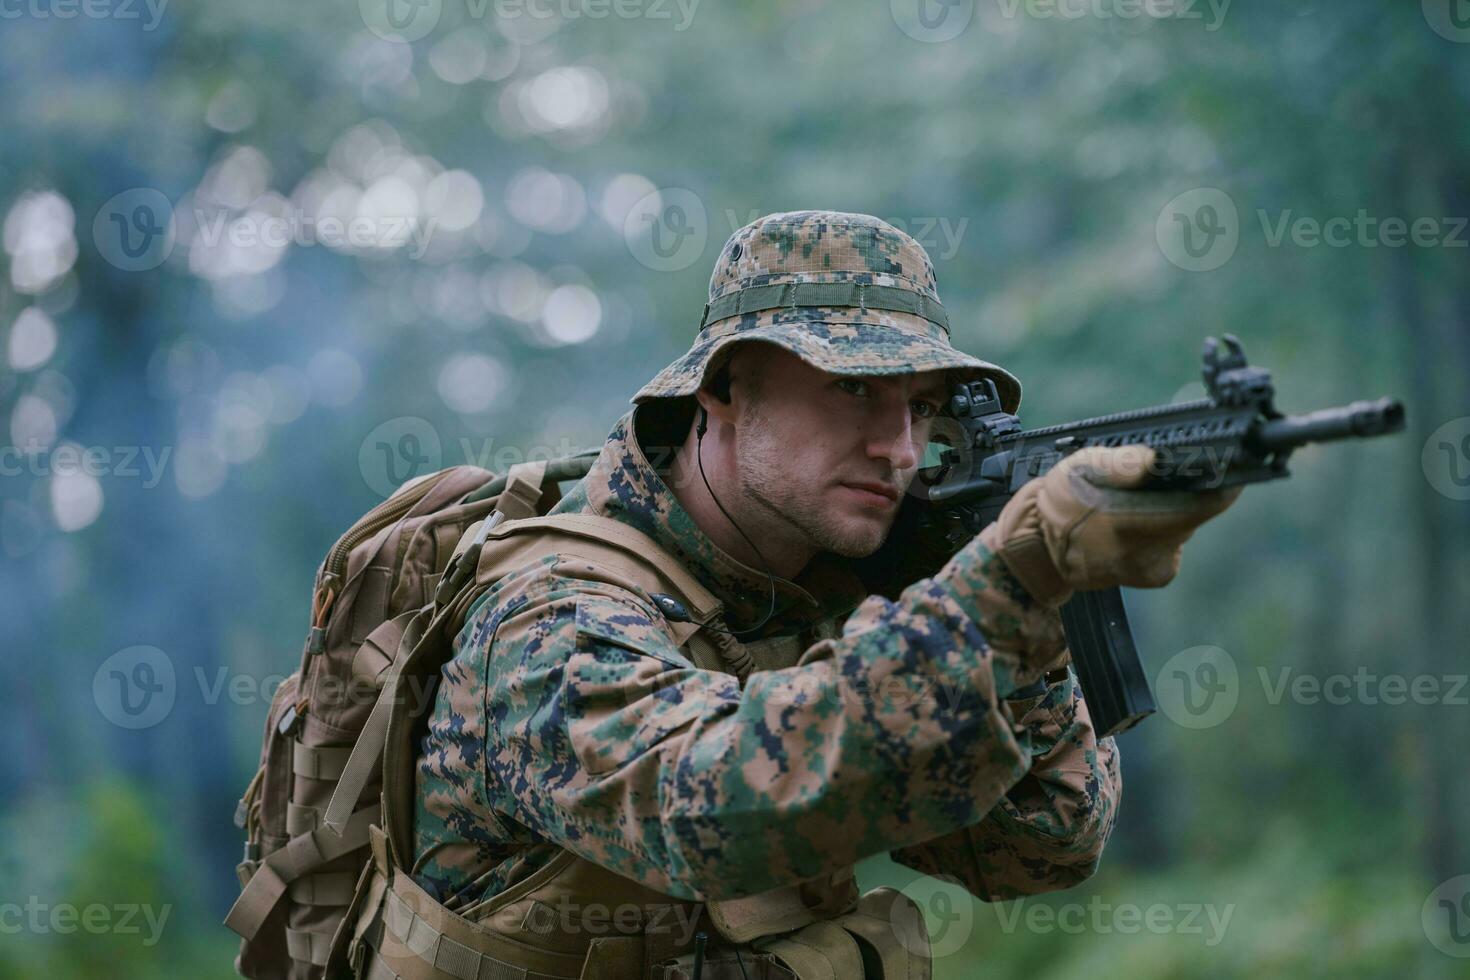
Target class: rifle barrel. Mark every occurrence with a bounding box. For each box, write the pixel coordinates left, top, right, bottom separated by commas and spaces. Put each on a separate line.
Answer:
1255, 397, 1405, 452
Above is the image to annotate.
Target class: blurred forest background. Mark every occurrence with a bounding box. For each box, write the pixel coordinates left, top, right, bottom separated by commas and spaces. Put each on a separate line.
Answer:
2, 0, 1467, 976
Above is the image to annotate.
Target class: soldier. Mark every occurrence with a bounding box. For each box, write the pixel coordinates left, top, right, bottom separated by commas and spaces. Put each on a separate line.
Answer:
406, 211, 1239, 978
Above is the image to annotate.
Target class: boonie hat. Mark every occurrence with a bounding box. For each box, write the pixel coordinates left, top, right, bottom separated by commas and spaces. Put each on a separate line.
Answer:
634, 210, 1021, 412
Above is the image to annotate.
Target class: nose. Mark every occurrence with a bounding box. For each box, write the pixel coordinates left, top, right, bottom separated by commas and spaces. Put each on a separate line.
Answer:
866, 400, 919, 471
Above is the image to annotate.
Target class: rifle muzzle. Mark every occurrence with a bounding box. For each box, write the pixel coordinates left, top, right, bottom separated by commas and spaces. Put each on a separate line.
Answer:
1256, 397, 1406, 452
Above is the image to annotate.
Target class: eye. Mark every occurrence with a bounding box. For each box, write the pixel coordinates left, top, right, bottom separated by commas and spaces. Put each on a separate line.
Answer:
835, 378, 870, 397
910, 399, 940, 420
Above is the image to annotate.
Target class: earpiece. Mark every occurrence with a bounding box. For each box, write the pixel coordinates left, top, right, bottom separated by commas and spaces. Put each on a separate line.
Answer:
699, 362, 728, 441
708, 363, 733, 404
692, 400, 779, 636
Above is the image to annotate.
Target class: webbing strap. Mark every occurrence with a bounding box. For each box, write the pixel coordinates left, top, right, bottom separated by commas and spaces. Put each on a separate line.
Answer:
288, 871, 359, 906
365, 951, 400, 980
286, 802, 321, 836
353, 610, 416, 687
485, 514, 721, 622
432, 460, 555, 614
496, 460, 549, 522
321, 665, 400, 836
700, 281, 950, 334
755, 921, 862, 980
371, 888, 534, 980
827, 887, 931, 980
362, 932, 544, 980
707, 884, 813, 944
286, 925, 336, 966
324, 610, 431, 836
224, 802, 381, 941
293, 742, 353, 781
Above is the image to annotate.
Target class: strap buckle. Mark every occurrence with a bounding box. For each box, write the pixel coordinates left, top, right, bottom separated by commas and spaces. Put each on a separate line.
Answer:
277, 703, 302, 738
434, 510, 507, 608
235, 856, 258, 889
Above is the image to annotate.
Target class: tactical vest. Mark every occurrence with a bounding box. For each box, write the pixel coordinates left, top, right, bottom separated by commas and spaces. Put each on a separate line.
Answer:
330, 509, 934, 980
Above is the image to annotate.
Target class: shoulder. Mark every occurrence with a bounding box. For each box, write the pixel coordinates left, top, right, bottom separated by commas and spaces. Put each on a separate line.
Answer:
458, 546, 691, 669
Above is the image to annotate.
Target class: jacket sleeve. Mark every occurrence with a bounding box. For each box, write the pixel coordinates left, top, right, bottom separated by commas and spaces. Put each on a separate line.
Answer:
888, 666, 1122, 900
466, 534, 1078, 902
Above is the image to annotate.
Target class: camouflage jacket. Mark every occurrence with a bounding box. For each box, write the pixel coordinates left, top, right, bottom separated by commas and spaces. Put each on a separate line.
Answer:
413, 409, 1121, 911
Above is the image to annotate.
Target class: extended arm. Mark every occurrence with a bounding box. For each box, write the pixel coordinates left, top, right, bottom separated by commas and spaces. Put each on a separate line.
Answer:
890, 665, 1121, 899
421, 532, 1069, 903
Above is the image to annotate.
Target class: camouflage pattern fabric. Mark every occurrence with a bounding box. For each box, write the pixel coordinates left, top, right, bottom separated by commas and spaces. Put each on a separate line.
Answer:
413, 410, 1121, 910
634, 210, 1023, 413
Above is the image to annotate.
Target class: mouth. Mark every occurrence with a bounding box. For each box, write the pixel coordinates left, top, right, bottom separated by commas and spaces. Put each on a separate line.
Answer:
837, 481, 901, 508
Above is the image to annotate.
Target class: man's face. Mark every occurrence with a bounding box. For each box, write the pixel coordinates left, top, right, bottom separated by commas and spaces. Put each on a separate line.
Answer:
726, 345, 947, 559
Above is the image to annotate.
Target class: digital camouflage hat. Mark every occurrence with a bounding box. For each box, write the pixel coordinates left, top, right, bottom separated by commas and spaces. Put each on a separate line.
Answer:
633, 210, 1022, 412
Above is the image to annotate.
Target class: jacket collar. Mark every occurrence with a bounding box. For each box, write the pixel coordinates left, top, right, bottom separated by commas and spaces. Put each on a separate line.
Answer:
554, 408, 866, 637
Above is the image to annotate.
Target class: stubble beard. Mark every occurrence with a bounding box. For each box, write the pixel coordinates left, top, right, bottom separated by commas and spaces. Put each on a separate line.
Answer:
732, 411, 895, 560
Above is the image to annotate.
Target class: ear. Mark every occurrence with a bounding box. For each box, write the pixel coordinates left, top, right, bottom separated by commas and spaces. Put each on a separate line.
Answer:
694, 385, 738, 428
695, 354, 740, 427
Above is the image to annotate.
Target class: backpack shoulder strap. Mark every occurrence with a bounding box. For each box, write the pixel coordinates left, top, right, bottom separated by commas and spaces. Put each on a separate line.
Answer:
480, 513, 722, 629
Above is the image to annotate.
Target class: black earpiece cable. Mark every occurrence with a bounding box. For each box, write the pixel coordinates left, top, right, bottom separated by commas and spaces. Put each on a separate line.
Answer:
695, 407, 784, 636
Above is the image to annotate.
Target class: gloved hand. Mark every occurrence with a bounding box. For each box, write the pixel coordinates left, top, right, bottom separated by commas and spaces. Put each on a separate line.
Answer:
978, 445, 1242, 606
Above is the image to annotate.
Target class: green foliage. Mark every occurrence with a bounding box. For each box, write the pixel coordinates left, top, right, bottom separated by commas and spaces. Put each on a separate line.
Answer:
0, 780, 235, 979
2, 0, 1466, 976
864, 822, 1456, 980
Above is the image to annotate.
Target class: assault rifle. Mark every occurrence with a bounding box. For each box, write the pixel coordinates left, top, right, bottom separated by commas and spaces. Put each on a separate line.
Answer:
908, 334, 1405, 737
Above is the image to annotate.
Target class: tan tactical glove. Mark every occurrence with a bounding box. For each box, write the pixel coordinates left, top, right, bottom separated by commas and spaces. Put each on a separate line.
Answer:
978, 445, 1242, 607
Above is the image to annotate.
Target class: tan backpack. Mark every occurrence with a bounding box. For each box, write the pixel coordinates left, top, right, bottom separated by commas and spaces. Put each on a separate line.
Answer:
224, 456, 592, 978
